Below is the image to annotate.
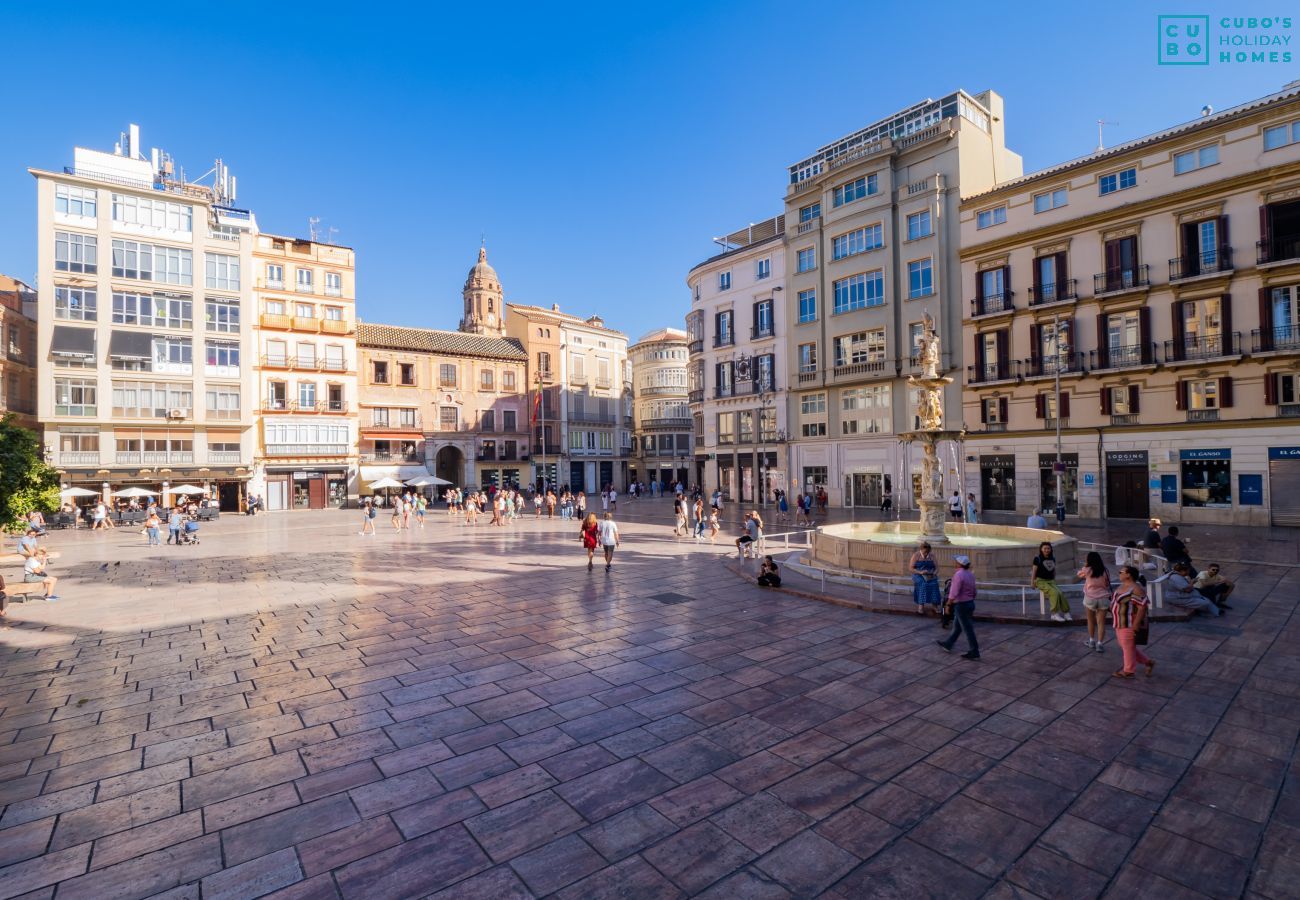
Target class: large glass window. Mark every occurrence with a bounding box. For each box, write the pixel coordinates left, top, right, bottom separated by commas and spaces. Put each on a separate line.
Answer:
798, 289, 817, 323
205, 339, 240, 369
717, 412, 735, 444
1033, 188, 1068, 213
112, 292, 193, 328
798, 342, 817, 373
833, 271, 884, 313
800, 393, 827, 437
205, 299, 240, 333
977, 206, 1007, 229
1174, 145, 1219, 175
111, 194, 192, 232
206, 253, 241, 291
841, 385, 890, 435
54, 378, 97, 416
205, 386, 241, 419
110, 381, 193, 417
55, 232, 97, 273
797, 247, 816, 273
908, 258, 933, 298
906, 210, 932, 240
54, 287, 97, 321
834, 329, 886, 367
1181, 457, 1231, 507
111, 240, 191, 284
799, 202, 821, 222
56, 185, 97, 218
1099, 167, 1137, 195
833, 174, 877, 207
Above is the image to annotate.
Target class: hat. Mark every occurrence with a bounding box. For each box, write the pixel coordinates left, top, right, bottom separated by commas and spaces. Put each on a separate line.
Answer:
954, 555, 971, 567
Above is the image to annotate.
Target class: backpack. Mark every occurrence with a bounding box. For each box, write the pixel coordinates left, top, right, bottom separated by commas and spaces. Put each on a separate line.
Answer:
367, 506, 377, 519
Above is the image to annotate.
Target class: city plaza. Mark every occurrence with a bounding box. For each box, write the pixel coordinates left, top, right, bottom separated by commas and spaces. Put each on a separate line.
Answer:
0, 501, 1296, 898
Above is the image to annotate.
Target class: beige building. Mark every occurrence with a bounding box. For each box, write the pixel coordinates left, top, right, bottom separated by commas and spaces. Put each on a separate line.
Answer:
959, 83, 1300, 526
628, 327, 691, 488
0, 275, 38, 432
686, 216, 789, 502
30, 125, 259, 509
355, 248, 528, 492
250, 235, 358, 510
782, 90, 1022, 509
506, 303, 631, 492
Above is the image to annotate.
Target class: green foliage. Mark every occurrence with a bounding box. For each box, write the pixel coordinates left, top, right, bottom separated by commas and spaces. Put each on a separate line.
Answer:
0, 414, 60, 533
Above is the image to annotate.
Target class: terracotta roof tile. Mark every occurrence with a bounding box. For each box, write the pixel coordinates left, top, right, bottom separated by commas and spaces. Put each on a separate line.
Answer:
357, 322, 526, 360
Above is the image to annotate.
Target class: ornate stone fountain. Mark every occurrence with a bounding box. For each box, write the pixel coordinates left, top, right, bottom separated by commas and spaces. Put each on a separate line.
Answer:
900, 311, 962, 544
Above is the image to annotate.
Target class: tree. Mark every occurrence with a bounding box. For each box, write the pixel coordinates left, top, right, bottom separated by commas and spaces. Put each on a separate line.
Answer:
0, 414, 60, 533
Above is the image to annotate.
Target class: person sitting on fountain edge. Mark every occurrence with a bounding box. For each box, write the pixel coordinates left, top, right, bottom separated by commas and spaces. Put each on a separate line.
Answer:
1027, 508, 1048, 529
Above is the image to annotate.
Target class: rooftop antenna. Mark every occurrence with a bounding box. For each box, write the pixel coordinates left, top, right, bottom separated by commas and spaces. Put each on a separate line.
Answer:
326, 226, 339, 245
308, 217, 321, 241
1096, 119, 1118, 152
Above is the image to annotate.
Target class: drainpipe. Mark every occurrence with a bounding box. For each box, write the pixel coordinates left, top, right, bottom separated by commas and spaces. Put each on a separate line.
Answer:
1097, 427, 1105, 521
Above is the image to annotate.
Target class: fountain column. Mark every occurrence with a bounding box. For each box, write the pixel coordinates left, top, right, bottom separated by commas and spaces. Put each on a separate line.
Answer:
901, 311, 961, 544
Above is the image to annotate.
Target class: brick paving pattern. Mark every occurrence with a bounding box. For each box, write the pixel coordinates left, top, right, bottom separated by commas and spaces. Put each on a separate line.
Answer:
0, 508, 1297, 898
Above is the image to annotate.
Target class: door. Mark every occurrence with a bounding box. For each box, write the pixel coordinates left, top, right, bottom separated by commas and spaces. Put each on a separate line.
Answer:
1269, 459, 1300, 525
266, 478, 289, 510
599, 461, 613, 490
217, 482, 241, 511
569, 462, 585, 493
848, 473, 882, 507
308, 477, 327, 509
1106, 467, 1149, 519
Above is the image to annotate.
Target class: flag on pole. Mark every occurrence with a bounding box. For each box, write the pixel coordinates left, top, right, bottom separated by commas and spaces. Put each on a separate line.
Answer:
531, 386, 541, 425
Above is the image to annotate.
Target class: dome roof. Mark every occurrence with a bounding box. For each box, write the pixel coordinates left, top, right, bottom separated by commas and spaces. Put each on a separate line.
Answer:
465, 246, 499, 290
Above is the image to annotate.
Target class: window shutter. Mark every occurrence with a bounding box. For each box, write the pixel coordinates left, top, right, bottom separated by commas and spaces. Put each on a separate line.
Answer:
1259, 287, 1275, 351
1032, 256, 1043, 300
979, 400, 988, 424
1220, 376, 1234, 408
1265, 372, 1277, 406
975, 270, 985, 302
1138, 307, 1153, 363
1060, 392, 1071, 419
995, 330, 1009, 379
752, 302, 759, 329
1129, 384, 1140, 414
1065, 317, 1076, 359
1180, 222, 1198, 274
1029, 323, 1042, 366
1035, 393, 1046, 418
974, 334, 986, 378
1260, 205, 1272, 254
1002, 266, 1012, 302
1170, 300, 1185, 361
1175, 380, 1186, 410
1055, 251, 1069, 287
1218, 215, 1229, 254
1100, 387, 1112, 415
1096, 314, 1110, 368
1220, 294, 1233, 353
1104, 239, 1121, 276
999, 397, 1009, 423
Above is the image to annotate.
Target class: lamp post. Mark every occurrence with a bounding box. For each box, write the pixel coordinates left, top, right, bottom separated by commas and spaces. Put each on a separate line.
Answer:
535, 370, 547, 492
1052, 311, 1066, 527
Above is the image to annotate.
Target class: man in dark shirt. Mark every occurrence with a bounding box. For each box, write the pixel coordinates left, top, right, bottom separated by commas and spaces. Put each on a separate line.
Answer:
1160, 526, 1193, 574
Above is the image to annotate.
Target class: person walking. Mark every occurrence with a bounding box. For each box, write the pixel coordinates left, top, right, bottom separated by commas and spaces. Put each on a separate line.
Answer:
707, 508, 720, 542
673, 495, 687, 536
881, 486, 892, 515
607, 486, 617, 513
145, 509, 161, 546
415, 494, 427, 528
599, 512, 620, 572
776, 490, 789, 525
580, 512, 600, 570
1111, 565, 1154, 678
693, 497, 706, 541
937, 555, 979, 659
1032, 541, 1070, 621
909, 542, 942, 614
391, 501, 403, 531
1078, 551, 1110, 652
948, 490, 963, 521
167, 506, 183, 546
575, 490, 587, 521
965, 493, 978, 525
360, 499, 376, 535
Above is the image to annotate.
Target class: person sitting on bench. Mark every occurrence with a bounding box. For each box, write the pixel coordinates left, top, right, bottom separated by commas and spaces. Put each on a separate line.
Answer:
23, 549, 59, 601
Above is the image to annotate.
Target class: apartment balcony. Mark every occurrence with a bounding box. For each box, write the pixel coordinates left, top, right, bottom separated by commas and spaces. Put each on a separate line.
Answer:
714, 385, 734, 399
531, 443, 561, 455
1110, 414, 1140, 426
637, 384, 684, 398
750, 325, 775, 340
1027, 279, 1078, 307
1186, 409, 1220, 423
1093, 265, 1150, 297
1278, 404, 1300, 418
1253, 325, 1300, 353
1164, 332, 1241, 363
115, 452, 141, 464
264, 278, 284, 290
744, 380, 775, 395
208, 451, 243, 464
569, 410, 617, 424
983, 422, 1007, 433
970, 292, 1014, 318
687, 338, 703, 355
296, 282, 314, 293
319, 358, 349, 373
142, 451, 194, 464
293, 316, 319, 331
1258, 235, 1300, 266
261, 399, 344, 414
320, 318, 352, 335
687, 389, 704, 404
639, 416, 692, 429
58, 451, 100, 466
1043, 418, 1068, 431
967, 360, 1021, 385
205, 408, 243, 422
713, 334, 736, 348
360, 451, 422, 463
796, 217, 819, 234
265, 443, 350, 457
1089, 343, 1157, 370
569, 372, 588, 386
832, 360, 888, 379
1169, 246, 1233, 281
594, 376, 612, 389
536, 370, 555, 385
1023, 352, 1086, 379
4, 344, 28, 363
324, 286, 342, 298
364, 415, 423, 432
797, 369, 820, 384
259, 313, 293, 330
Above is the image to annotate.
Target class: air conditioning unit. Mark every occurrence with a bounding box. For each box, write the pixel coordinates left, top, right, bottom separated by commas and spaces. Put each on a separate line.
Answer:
166, 408, 186, 420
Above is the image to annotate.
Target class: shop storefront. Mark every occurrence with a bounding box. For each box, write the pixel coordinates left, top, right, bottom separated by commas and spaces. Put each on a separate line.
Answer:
266, 466, 350, 510
980, 454, 1016, 511
1180, 449, 1232, 509
1038, 452, 1079, 516
479, 466, 524, 490
1269, 447, 1300, 525
1105, 450, 1150, 520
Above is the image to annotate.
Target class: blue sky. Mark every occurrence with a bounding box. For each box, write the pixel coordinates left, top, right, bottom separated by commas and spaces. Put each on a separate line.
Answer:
0, 2, 1292, 340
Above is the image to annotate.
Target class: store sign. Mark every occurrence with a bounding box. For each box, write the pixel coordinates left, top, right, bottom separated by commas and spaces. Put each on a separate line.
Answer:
1160, 474, 1179, 502
1239, 474, 1264, 505
1106, 450, 1149, 466
980, 455, 1015, 468
1268, 447, 1300, 460
1180, 448, 1230, 460
1083, 473, 1096, 486
293, 471, 323, 479
1038, 453, 1079, 467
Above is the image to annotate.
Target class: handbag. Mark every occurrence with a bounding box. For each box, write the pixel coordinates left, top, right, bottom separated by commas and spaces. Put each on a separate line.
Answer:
1135, 617, 1150, 646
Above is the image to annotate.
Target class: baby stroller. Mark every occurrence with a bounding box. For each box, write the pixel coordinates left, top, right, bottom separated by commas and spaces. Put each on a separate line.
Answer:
179, 517, 201, 545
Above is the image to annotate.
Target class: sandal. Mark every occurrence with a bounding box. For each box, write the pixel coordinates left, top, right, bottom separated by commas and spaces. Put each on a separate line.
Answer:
1112, 670, 1134, 678
1145, 661, 1155, 677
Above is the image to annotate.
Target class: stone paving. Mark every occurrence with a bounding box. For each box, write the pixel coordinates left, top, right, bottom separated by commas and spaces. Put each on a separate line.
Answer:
0, 508, 1297, 898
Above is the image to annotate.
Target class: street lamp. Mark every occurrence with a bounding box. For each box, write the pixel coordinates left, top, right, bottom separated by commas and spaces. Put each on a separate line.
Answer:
534, 370, 547, 492
1051, 311, 1068, 526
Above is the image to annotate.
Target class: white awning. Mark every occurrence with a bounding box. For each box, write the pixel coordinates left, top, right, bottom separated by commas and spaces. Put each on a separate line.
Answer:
360, 465, 429, 484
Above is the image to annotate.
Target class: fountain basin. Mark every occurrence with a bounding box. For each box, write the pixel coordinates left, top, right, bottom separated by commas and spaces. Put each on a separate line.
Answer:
807, 521, 1077, 584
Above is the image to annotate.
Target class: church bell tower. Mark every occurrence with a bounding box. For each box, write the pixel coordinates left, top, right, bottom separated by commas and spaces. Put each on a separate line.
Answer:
460, 246, 505, 336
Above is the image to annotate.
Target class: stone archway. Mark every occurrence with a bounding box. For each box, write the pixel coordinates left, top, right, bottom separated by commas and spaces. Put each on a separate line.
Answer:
435, 445, 465, 489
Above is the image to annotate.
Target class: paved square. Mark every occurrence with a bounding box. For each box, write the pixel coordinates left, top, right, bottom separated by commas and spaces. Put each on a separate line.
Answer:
1, 508, 1297, 898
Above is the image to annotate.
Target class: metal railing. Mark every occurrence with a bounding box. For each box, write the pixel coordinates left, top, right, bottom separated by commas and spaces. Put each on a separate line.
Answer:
360, 451, 421, 462
832, 360, 887, 378
1093, 265, 1150, 295
751, 325, 775, 340
1187, 408, 1220, 422
59, 451, 100, 465
1164, 332, 1240, 362
715, 385, 734, 398
1252, 325, 1300, 353
1024, 353, 1085, 378
265, 444, 350, 456
208, 451, 242, 464
1027, 279, 1078, 306
687, 389, 703, 404
970, 292, 1014, 317
967, 360, 1020, 384
1110, 414, 1139, 425
1258, 236, 1300, 265
1091, 343, 1155, 369
1169, 246, 1232, 280
713, 334, 736, 348
688, 339, 704, 355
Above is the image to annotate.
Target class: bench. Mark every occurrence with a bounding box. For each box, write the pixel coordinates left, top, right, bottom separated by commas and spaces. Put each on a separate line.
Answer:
1, 570, 44, 603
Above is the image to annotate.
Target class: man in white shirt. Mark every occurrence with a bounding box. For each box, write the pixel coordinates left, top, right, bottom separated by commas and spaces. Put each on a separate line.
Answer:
598, 513, 620, 572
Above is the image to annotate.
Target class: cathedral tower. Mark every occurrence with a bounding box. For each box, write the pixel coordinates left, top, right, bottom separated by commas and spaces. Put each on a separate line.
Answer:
460, 246, 505, 336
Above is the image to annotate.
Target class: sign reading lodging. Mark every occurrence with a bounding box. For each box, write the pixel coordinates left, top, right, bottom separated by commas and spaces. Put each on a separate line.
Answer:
1180, 448, 1230, 461
1106, 450, 1149, 466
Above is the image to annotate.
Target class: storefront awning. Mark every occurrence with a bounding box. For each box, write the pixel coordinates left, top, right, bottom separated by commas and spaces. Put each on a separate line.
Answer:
109, 329, 153, 359
51, 325, 95, 358
360, 465, 430, 484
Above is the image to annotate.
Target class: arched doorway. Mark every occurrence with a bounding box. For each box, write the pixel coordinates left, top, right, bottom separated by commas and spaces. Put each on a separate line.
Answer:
435, 445, 464, 488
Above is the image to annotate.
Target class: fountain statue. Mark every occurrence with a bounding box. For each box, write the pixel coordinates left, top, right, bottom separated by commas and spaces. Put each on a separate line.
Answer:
902, 311, 961, 543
